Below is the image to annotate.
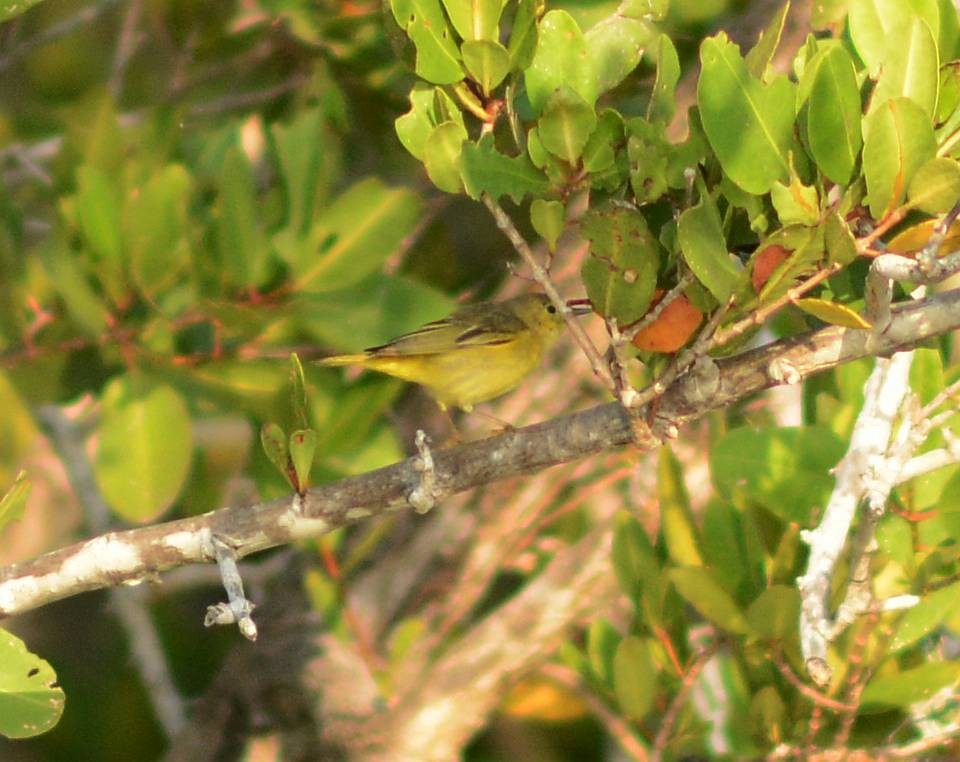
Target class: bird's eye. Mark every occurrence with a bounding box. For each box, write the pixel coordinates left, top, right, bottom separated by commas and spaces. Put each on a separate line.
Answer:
546, 304, 557, 314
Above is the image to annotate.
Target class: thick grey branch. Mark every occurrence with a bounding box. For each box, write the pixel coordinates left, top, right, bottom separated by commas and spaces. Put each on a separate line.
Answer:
3, 289, 960, 618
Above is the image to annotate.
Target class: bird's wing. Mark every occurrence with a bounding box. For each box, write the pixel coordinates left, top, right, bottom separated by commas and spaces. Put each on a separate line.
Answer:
366, 302, 524, 355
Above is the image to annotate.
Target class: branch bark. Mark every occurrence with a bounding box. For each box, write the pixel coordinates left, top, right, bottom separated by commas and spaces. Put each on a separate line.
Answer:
3, 289, 960, 619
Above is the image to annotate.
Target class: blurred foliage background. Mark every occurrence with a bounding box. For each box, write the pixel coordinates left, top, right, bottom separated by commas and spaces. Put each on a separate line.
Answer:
5, 0, 960, 759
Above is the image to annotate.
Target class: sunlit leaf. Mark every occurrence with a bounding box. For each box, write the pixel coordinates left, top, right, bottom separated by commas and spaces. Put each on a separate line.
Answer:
0, 629, 64, 738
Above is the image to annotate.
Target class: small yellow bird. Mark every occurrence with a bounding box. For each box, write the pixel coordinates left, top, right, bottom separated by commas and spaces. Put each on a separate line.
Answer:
318, 293, 585, 411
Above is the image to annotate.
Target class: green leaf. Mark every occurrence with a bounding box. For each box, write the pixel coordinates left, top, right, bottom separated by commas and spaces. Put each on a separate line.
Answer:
440, 0, 501, 41
825, 210, 858, 265
290, 353, 309, 430
890, 581, 960, 652
76, 165, 122, 271
39, 238, 110, 338
218, 147, 268, 288
770, 172, 820, 227
871, 16, 940, 118
585, 13, 652, 95
261, 422, 291, 482
459, 139, 548, 202
697, 33, 795, 193
272, 108, 339, 237
677, 180, 743, 302
701, 499, 751, 596
669, 567, 753, 634
862, 97, 937, 218
538, 86, 597, 164
461, 40, 510, 94
0, 0, 47, 22
289, 429, 317, 491
395, 85, 463, 161
659, 446, 704, 567
95, 377, 193, 522
299, 274, 454, 352
746, 585, 801, 639
424, 121, 468, 193
125, 164, 193, 303
744, 1, 790, 78
807, 46, 863, 185
290, 179, 422, 293
507, 0, 538, 70
794, 298, 871, 328
611, 511, 659, 599
908, 157, 960, 213
849, 0, 940, 76
525, 11, 597, 114
583, 108, 624, 176
711, 426, 846, 523
627, 118, 669, 203
861, 661, 960, 710
530, 199, 565, 252
399, 0, 464, 84
647, 34, 680, 124
0, 471, 29, 534
612, 637, 656, 720
579, 204, 660, 324
0, 628, 64, 738
587, 619, 620, 686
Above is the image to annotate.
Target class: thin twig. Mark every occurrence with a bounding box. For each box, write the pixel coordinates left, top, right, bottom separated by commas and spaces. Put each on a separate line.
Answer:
772, 650, 855, 713
710, 262, 844, 350
108, 0, 143, 100
481, 194, 617, 395
0, 0, 125, 73
651, 646, 714, 762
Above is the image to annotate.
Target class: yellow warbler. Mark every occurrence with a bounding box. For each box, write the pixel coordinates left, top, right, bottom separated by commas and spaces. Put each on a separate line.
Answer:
318, 293, 585, 411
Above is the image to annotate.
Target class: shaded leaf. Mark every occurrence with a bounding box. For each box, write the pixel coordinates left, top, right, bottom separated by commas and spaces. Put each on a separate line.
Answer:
95, 377, 193, 522
580, 204, 660, 324
670, 567, 753, 634
746, 585, 801, 639
612, 637, 656, 720
424, 121, 468, 193
289, 429, 317, 491
0, 471, 29, 534
890, 581, 960, 652
861, 661, 960, 710
678, 180, 743, 301
647, 33, 679, 124
659, 446, 703, 567
530, 199, 565, 252
290, 179, 421, 293
711, 426, 845, 523
744, 1, 790, 78
538, 86, 597, 164
460, 139, 548, 202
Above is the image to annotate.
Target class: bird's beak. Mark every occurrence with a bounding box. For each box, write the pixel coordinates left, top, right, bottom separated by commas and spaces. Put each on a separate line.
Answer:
565, 299, 594, 316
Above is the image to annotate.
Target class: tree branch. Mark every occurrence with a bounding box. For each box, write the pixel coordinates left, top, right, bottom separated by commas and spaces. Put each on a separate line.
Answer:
4, 289, 960, 619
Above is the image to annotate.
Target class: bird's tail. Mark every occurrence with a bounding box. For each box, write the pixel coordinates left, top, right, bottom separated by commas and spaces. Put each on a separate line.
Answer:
316, 353, 369, 367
